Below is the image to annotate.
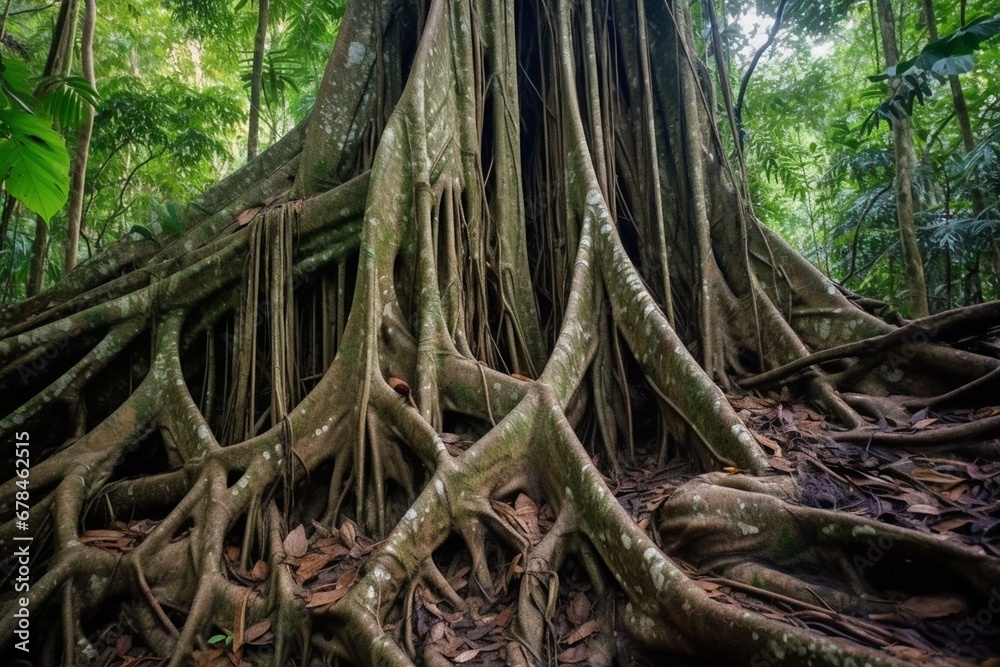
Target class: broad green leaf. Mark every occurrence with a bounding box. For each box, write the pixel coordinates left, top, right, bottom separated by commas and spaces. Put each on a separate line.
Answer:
0, 111, 70, 221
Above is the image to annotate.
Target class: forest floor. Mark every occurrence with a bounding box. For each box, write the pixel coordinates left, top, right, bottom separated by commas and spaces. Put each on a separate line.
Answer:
62, 385, 1000, 667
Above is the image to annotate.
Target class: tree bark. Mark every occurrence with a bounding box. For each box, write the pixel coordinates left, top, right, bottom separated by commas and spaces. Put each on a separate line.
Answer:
247, 0, 269, 160
876, 0, 929, 317
63, 0, 97, 274
26, 0, 81, 295
25, 216, 48, 296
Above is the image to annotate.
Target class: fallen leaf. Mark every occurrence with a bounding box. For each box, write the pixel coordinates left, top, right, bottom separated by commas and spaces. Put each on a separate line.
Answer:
339, 520, 356, 549
495, 603, 516, 628
249, 560, 269, 581
566, 591, 591, 624
899, 594, 968, 619
244, 620, 272, 645
283, 525, 308, 558
237, 206, 263, 227
295, 552, 334, 582
563, 619, 600, 645
115, 634, 132, 656
912, 417, 938, 430
911, 468, 963, 485
453, 649, 481, 663
388, 377, 411, 396
556, 645, 589, 663
192, 648, 227, 667
753, 432, 782, 456
232, 588, 251, 652
306, 569, 358, 608
906, 504, 940, 515
932, 518, 970, 533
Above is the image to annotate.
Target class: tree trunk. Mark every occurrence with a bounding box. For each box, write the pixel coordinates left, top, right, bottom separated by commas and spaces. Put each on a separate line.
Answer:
63, 0, 97, 274
25, 216, 48, 296
2, 1, 998, 665
876, 0, 929, 318
247, 0, 269, 161
26, 0, 81, 295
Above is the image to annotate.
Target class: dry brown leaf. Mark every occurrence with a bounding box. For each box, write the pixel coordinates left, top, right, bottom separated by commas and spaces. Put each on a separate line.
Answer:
423, 600, 463, 623
453, 649, 481, 664
192, 648, 228, 667
115, 635, 133, 656
249, 560, 269, 581
912, 417, 939, 430
900, 594, 968, 619
566, 591, 591, 625
283, 525, 308, 558
505, 552, 524, 586
305, 587, 350, 608
768, 457, 796, 473
306, 569, 357, 608
388, 377, 410, 396
492, 501, 530, 536
932, 518, 970, 533
428, 621, 447, 643
556, 645, 589, 663
753, 432, 782, 456
911, 468, 963, 485
232, 588, 252, 652
244, 620, 272, 645
237, 206, 262, 227
295, 552, 334, 582
907, 504, 941, 515
944, 482, 970, 502
884, 646, 932, 662
514, 494, 540, 537
511, 373, 533, 382
495, 603, 516, 628
563, 619, 600, 645
339, 520, 356, 549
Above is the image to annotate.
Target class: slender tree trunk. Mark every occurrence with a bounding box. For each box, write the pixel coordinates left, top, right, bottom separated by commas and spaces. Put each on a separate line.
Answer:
921, 0, 992, 289
0, 192, 13, 256
247, 0, 269, 160
26, 217, 48, 296
64, 0, 97, 273
876, 0, 929, 317
26, 0, 81, 296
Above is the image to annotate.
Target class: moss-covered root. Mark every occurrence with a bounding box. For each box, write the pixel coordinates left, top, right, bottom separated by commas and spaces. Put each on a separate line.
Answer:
518, 391, 904, 667
658, 474, 1000, 630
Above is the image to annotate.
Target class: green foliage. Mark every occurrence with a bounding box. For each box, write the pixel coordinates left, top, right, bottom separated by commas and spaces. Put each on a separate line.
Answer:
0, 54, 76, 222
866, 15, 1000, 129
36, 76, 100, 129
0, 111, 70, 222
735, 0, 1000, 312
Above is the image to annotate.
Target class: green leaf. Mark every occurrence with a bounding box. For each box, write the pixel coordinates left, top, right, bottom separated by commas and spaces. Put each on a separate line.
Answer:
128, 224, 161, 246
0, 111, 70, 221
38, 76, 100, 129
207, 634, 228, 645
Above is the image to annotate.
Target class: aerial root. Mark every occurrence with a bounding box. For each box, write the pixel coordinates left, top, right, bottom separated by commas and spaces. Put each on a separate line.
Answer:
133, 560, 180, 640
740, 300, 1000, 390
265, 502, 309, 666
834, 413, 1000, 446
512, 508, 573, 662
